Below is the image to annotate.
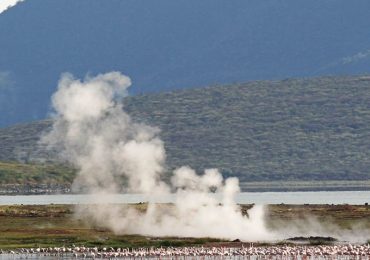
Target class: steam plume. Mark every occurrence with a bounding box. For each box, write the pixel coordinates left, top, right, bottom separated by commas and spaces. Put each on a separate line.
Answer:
42, 72, 274, 241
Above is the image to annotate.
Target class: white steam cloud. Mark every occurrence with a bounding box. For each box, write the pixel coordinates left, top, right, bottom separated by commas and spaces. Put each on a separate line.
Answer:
42, 72, 274, 241
341, 49, 370, 65
0, 71, 16, 114
0, 0, 25, 14
0, 71, 12, 88
319, 48, 370, 72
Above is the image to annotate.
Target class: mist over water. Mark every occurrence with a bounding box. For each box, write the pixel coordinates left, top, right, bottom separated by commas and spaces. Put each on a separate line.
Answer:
41, 72, 274, 241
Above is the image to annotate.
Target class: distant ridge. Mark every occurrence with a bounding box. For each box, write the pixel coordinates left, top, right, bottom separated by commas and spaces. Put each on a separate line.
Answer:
1, 76, 370, 183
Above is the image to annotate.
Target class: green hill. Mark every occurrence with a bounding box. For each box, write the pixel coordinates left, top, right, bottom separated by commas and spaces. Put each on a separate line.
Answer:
1, 76, 370, 189
0, 161, 74, 185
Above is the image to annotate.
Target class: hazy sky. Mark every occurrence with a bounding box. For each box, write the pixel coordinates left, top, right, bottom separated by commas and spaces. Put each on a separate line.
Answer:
0, 0, 24, 14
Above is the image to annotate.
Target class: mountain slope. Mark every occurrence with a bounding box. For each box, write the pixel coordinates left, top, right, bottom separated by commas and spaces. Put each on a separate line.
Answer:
1, 76, 370, 183
1, 0, 370, 126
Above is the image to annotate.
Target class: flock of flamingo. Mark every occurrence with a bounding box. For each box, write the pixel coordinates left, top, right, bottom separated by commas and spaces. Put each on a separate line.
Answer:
1, 244, 370, 259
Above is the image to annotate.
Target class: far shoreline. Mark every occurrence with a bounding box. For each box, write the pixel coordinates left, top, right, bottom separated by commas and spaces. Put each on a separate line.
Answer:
1, 180, 370, 195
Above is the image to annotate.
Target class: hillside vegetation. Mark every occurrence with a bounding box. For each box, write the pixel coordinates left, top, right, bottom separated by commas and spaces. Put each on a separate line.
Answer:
0, 162, 74, 185
1, 76, 370, 185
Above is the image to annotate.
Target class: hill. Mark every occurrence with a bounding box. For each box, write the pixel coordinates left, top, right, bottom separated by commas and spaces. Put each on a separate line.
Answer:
1, 76, 370, 189
0, 161, 73, 185
1, 0, 370, 126
0, 161, 73, 194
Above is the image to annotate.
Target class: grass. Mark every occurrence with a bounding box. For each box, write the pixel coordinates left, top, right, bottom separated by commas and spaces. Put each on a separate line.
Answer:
0, 204, 369, 249
0, 205, 224, 249
266, 204, 370, 230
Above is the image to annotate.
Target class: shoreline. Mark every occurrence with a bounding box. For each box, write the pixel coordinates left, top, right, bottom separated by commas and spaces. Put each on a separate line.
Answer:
2, 180, 370, 195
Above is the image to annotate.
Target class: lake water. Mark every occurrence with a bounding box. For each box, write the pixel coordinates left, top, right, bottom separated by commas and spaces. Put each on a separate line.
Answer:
0, 191, 369, 205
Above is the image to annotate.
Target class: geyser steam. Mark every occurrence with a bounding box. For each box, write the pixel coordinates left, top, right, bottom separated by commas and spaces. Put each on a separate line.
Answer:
42, 72, 274, 241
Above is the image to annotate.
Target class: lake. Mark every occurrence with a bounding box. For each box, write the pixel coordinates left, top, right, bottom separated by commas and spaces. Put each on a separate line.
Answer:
0, 191, 369, 205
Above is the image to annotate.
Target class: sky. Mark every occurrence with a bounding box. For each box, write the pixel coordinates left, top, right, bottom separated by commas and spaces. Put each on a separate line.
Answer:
1, 0, 370, 127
